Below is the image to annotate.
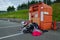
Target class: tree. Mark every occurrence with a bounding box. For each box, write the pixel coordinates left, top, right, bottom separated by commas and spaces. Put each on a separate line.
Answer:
29, 0, 39, 5
17, 5, 21, 10
55, 0, 60, 3
30, 1, 36, 4
39, 0, 41, 3
7, 6, 15, 12
47, 0, 52, 5
35, 1, 39, 3
11, 6, 15, 11
17, 0, 40, 10
20, 3, 28, 9
44, 0, 52, 5
17, 3, 28, 10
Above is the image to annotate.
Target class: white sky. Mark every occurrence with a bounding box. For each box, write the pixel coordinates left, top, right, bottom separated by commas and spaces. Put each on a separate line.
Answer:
0, 0, 55, 11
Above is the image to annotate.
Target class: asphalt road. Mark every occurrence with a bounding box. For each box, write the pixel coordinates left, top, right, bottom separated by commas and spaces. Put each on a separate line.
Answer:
0, 20, 60, 40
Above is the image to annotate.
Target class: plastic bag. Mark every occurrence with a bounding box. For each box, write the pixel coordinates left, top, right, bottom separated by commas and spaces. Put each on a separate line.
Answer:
32, 27, 42, 36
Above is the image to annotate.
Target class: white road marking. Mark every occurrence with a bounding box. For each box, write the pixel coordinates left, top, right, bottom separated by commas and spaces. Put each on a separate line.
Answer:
0, 33, 23, 40
0, 25, 21, 28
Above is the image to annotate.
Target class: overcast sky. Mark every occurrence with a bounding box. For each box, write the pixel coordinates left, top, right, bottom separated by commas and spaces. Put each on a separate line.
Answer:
0, 0, 55, 11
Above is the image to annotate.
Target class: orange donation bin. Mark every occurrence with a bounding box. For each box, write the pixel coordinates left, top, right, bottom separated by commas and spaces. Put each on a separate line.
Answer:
29, 3, 52, 30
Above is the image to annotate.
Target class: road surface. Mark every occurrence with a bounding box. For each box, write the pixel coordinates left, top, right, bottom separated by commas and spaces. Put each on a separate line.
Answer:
0, 20, 60, 40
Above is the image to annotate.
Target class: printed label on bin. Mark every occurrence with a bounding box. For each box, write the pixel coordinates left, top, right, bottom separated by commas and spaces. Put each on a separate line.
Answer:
40, 12, 49, 21
29, 13, 31, 20
44, 12, 49, 15
41, 12, 44, 21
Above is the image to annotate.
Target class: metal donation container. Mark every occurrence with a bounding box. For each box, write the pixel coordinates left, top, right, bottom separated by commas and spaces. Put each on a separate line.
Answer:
29, 2, 52, 30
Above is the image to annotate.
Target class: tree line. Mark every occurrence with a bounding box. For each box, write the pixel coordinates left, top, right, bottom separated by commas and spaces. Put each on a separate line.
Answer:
7, 0, 40, 12
54, 0, 60, 3
7, 0, 58, 12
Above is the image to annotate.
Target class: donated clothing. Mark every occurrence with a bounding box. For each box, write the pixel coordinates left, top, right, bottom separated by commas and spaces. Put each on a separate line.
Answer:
32, 28, 42, 36
23, 23, 39, 33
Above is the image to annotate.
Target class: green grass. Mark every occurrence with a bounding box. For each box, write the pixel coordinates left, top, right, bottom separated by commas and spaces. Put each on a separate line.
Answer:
52, 3, 60, 21
0, 3, 60, 21
0, 9, 29, 20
